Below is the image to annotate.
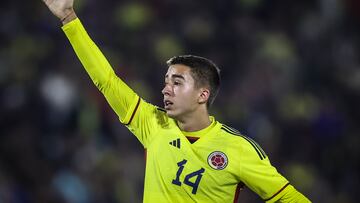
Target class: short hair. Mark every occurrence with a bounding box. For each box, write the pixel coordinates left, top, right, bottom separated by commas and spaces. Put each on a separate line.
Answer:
166, 55, 221, 108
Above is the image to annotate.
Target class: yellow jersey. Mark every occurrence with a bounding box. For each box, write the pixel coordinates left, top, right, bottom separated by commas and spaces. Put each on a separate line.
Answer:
62, 18, 311, 203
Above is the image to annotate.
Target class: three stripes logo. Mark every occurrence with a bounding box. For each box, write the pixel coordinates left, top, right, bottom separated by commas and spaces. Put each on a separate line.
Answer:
221, 124, 267, 160
169, 138, 181, 149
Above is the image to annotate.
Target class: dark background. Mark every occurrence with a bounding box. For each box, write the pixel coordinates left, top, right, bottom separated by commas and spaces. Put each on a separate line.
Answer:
1, 0, 359, 202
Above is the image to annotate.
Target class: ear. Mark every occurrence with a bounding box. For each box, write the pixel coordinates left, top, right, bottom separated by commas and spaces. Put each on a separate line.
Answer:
198, 88, 210, 104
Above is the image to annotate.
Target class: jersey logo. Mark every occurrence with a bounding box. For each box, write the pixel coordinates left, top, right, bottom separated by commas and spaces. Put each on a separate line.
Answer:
169, 138, 181, 148
207, 151, 228, 170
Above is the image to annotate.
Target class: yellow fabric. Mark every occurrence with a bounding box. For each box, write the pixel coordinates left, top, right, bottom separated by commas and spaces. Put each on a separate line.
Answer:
182, 116, 216, 138
268, 185, 312, 203
62, 18, 139, 124
62, 18, 310, 203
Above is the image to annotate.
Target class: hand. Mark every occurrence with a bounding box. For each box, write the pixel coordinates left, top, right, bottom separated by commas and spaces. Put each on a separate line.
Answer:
42, 0, 77, 24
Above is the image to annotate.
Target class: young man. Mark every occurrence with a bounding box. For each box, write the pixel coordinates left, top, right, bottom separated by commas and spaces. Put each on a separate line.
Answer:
42, 0, 311, 202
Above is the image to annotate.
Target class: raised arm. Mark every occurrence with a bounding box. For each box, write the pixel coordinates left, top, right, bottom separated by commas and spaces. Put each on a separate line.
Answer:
42, 0, 139, 124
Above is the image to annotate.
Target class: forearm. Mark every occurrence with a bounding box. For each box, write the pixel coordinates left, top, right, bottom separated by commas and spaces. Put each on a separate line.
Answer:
62, 18, 115, 87
62, 18, 139, 121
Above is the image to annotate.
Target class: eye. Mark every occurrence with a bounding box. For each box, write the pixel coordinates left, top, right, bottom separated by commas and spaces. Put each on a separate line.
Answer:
174, 81, 181, 85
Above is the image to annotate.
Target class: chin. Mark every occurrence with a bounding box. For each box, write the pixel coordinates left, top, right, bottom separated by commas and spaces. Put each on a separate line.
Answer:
166, 111, 176, 118
166, 109, 180, 119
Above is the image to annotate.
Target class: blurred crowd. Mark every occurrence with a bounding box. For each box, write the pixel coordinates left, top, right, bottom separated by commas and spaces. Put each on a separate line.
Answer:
1, 0, 359, 202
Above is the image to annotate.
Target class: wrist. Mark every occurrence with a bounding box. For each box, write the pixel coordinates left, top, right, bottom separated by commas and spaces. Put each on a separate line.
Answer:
61, 9, 77, 25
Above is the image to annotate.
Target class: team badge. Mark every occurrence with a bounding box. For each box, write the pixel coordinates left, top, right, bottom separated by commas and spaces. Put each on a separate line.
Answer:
207, 151, 228, 170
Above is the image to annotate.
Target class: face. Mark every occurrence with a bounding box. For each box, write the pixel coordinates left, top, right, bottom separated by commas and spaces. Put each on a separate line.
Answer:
162, 64, 208, 119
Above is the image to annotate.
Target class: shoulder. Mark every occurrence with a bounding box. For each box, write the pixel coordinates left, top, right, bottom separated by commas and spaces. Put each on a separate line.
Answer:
147, 103, 175, 129
219, 123, 267, 160
219, 123, 242, 136
154, 106, 168, 122
134, 100, 173, 127
139, 99, 166, 117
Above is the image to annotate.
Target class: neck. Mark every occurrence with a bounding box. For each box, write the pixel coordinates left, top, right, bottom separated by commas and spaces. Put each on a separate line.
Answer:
176, 108, 211, 132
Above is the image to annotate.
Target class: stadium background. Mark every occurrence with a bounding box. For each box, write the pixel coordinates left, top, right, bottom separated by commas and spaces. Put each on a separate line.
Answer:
0, 0, 359, 202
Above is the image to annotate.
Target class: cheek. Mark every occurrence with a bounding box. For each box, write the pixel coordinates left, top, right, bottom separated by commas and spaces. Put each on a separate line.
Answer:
175, 86, 198, 101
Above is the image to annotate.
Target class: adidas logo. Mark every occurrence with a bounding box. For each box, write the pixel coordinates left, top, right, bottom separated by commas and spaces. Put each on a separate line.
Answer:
169, 138, 180, 148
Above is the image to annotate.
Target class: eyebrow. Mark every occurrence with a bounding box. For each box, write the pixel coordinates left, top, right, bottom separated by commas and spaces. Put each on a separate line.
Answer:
165, 74, 185, 80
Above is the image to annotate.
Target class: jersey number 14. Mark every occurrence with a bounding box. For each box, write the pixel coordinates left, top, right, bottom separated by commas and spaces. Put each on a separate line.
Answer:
172, 159, 205, 194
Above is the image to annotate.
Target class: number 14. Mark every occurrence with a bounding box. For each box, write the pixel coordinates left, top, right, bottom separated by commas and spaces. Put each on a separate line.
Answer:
172, 159, 205, 194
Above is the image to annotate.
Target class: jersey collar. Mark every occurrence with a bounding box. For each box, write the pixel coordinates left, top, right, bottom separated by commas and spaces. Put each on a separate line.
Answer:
181, 116, 217, 138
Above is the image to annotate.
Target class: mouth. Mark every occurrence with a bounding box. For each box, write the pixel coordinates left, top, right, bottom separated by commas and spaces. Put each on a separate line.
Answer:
164, 99, 174, 110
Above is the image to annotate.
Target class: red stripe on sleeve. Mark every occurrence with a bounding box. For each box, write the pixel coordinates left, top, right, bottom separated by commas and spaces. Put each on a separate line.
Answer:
264, 182, 290, 201
233, 182, 244, 203
125, 97, 141, 125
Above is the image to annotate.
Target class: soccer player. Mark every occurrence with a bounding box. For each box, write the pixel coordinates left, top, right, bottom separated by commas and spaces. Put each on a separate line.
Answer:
42, 0, 311, 202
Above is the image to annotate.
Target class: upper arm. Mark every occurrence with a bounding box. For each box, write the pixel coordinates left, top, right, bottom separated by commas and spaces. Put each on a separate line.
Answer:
238, 138, 289, 202
99, 74, 168, 148
125, 100, 170, 148
101, 72, 140, 123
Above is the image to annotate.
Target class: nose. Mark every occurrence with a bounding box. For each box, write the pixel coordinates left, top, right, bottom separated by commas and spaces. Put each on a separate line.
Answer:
162, 84, 172, 96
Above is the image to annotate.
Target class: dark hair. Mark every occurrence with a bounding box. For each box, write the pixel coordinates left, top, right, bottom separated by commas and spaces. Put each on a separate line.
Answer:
166, 55, 221, 108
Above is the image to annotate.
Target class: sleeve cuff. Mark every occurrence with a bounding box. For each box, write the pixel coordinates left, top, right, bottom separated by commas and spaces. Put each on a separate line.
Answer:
61, 17, 81, 35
